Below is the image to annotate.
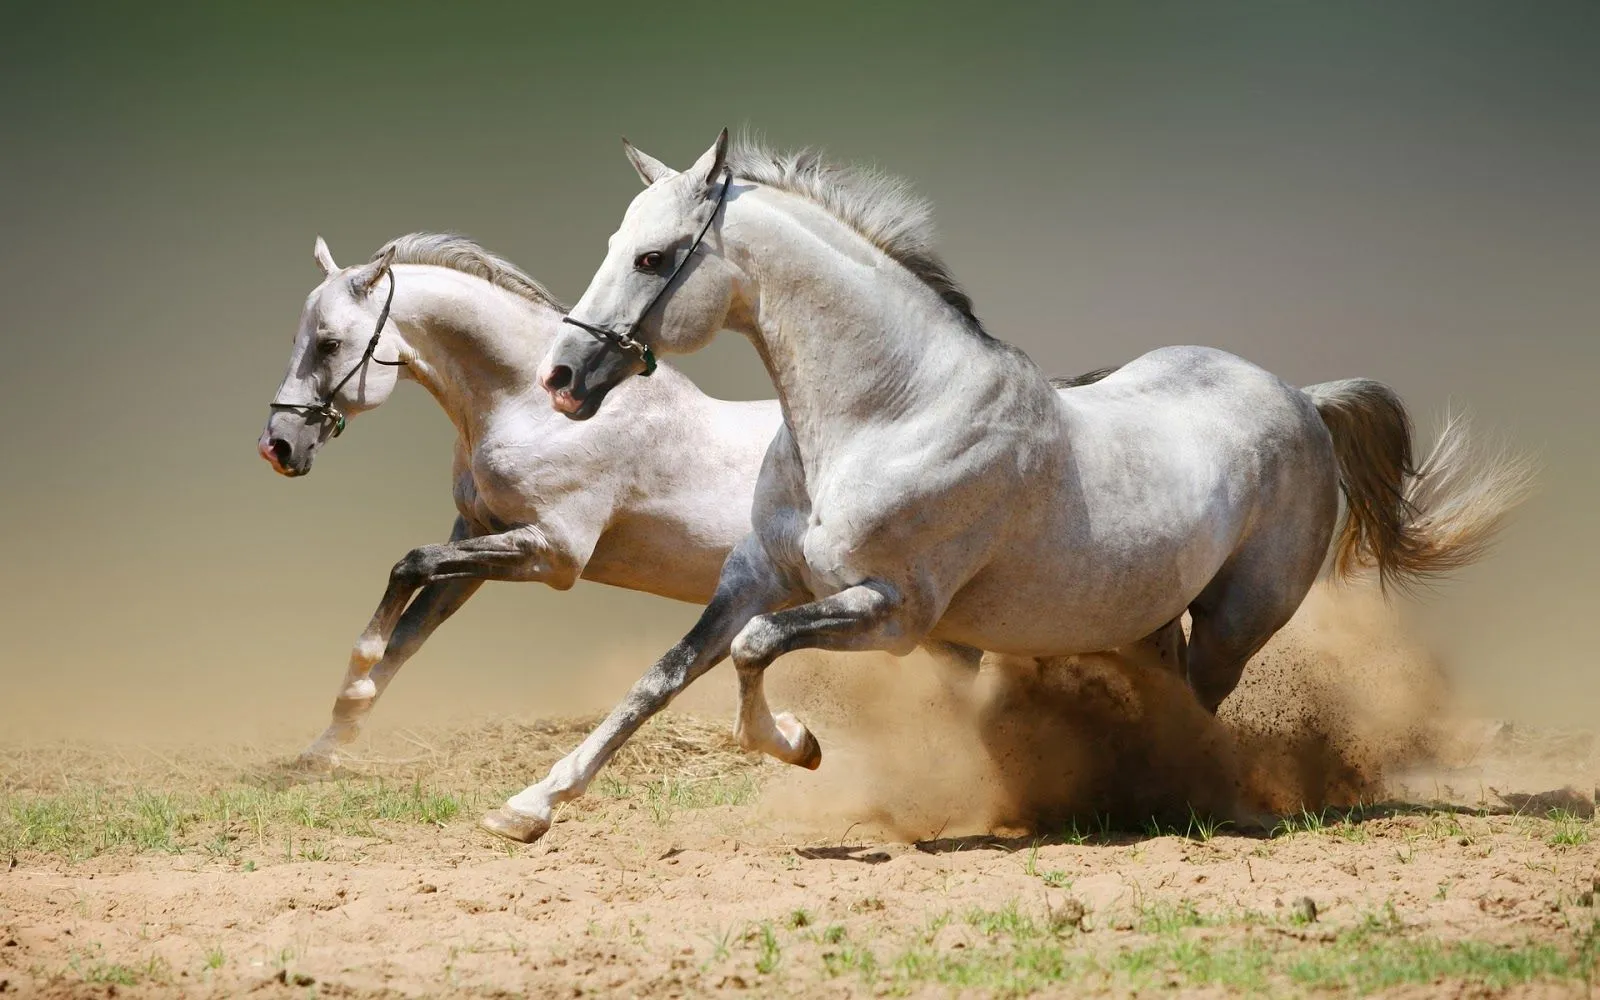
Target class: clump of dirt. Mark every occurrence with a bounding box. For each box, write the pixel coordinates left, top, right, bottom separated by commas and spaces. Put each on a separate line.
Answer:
763, 583, 1480, 839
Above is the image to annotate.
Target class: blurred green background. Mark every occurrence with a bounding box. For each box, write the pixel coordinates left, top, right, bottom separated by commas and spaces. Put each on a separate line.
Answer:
0, 2, 1595, 741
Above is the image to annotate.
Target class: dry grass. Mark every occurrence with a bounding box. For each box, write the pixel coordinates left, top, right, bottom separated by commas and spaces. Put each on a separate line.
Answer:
0, 712, 752, 793
0, 712, 762, 861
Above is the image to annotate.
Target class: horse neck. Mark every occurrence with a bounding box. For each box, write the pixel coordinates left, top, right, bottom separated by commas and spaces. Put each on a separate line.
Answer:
389, 265, 559, 441
728, 191, 1004, 460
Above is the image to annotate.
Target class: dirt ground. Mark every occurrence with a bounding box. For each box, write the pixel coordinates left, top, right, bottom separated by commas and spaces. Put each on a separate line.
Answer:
4, 588, 1599, 998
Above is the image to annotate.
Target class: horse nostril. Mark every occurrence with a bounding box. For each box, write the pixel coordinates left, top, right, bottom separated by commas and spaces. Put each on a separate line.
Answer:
542, 364, 574, 392
270, 438, 293, 467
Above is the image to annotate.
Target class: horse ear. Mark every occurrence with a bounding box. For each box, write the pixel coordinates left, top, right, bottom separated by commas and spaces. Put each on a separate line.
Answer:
313, 235, 338, 276
349, 244, 397, 297
689, 127, 729, 190
622, 137, 675, 187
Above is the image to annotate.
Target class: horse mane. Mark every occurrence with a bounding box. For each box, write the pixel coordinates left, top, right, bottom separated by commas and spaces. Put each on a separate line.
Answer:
727, 138, 989, 338
1048, 366, 1119, 389
372, 233, 567, 312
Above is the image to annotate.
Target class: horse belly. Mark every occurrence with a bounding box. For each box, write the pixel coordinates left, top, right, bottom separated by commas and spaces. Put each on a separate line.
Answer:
931, 477, 1244, 655
581, 524, 731, 604
931, 559, 1197, 656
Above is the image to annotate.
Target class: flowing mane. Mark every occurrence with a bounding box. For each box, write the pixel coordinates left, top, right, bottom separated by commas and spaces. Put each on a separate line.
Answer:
727, 140, 989, 337
373, 233, 567, 312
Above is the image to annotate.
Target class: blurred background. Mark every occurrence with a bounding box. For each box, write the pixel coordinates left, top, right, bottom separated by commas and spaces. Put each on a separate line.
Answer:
0, 1, 1594, 742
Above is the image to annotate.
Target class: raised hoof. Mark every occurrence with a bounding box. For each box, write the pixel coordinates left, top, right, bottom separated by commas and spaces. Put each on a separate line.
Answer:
773, 712, 823, 770
794, 728, 823, 770
479, 806, 550, 844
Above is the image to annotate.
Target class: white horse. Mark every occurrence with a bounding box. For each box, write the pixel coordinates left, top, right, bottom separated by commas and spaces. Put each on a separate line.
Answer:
259, 234, 781, 768
258, 233, 1113, 768
488, 130, 1528, 844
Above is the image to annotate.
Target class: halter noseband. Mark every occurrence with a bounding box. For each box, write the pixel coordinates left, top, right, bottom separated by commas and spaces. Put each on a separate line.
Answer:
560, 168, 733, 378
268, 268, 405, 438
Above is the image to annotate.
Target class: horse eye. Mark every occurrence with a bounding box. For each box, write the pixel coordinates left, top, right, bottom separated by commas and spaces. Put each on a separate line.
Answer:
317, 338, 341, 355
634, 251, 665, 272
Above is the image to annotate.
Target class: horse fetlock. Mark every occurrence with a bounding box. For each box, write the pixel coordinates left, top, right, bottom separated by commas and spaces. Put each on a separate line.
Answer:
733, 718, 763, 754
349, 634, 387, 672
330, 696, 374, 725
340, 676, 378, 701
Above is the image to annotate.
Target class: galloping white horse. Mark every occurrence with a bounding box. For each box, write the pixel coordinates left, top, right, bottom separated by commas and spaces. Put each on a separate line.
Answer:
259, 234, 776, 768
482, 131, 1527, 844
258, 234, 1111, 768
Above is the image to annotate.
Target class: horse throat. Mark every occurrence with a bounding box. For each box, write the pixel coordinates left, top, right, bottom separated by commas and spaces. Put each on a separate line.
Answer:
388, 267, 557, 442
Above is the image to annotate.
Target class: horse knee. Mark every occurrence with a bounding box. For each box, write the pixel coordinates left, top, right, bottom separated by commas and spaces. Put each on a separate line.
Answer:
730, 615, 785, 670
390, 549, 431, 591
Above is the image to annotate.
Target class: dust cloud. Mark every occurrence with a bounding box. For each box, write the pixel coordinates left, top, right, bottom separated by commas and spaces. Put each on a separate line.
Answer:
761, 583, 1484, 840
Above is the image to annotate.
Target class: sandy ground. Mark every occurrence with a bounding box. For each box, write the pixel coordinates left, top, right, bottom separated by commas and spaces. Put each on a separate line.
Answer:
4, 587, 1599, 997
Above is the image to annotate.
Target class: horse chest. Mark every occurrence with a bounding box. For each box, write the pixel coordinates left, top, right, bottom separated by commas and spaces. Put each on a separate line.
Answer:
454, 437, 548, 530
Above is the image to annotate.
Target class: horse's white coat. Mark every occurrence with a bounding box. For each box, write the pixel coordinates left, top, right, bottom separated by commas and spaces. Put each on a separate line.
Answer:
260, 236, 782, 767
262, 234, 1067, 771
495, 133, 1526, 845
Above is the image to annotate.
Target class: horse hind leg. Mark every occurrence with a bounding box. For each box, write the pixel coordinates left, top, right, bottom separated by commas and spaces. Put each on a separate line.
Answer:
1186, 535, 1325, 714
1188, 416, 1338, 713
1186, 602, 1285, 715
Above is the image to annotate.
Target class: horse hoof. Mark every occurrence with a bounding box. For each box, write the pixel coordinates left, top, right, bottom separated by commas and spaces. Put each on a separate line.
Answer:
479, 807, 550, 844
292, 750, 338, 775
774, 712, 822, 770
794, 728, 823, 770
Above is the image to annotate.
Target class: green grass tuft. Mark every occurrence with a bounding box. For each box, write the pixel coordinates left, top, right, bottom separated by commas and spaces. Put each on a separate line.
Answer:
808, 898, 1587, 997
0, 778, 474, 860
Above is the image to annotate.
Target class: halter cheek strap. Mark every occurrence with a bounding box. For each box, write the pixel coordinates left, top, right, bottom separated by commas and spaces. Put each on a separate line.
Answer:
268, 268, 405, 438
561, 168, 733, 378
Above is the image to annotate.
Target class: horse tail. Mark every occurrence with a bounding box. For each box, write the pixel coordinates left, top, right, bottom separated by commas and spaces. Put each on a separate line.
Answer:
1303, 379, 1535, 594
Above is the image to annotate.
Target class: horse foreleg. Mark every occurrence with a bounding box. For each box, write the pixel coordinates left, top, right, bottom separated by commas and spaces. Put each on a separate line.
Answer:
482, 536, 796, 845
728, 581, 917, 768
300, 518, 577, 769
297, 577, 481, 770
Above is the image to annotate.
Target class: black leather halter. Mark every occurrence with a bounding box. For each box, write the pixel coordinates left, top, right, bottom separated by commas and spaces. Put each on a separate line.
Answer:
560, 169, 733, 378
268, 269, 405, 438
